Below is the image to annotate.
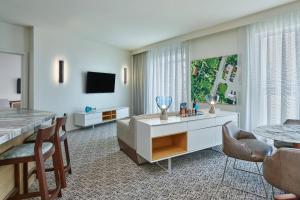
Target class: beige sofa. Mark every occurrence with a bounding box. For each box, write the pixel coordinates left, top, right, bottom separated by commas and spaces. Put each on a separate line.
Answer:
117, 112, 178, 164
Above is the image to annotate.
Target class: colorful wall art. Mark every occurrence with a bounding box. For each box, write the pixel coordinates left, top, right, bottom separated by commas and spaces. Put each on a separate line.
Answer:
191, 54, 239, 105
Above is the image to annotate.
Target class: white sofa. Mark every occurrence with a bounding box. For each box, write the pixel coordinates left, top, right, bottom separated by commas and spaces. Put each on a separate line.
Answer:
117, 112, 177, 164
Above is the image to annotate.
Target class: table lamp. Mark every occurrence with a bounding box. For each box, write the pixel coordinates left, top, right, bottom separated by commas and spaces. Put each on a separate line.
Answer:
156, 96, 172, 120
205, 94, 219, 114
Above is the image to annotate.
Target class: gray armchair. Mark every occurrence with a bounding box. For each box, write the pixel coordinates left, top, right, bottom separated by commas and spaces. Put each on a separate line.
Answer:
274, 119, 300, 149
263, 148, 300, 199
222, 121, 273, 162
221, 121, 273, 198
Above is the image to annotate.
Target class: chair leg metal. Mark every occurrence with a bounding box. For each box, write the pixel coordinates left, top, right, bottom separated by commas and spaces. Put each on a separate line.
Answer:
221, 156, 229, 184
255, 163, 268, 199
233, 159, 262, 176
221, 156, 269, 199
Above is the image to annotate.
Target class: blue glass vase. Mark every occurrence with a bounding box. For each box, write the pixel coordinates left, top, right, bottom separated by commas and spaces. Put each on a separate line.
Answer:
156, 96, 172, 120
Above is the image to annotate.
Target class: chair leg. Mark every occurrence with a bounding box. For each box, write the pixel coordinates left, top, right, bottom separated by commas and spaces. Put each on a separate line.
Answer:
52, 153, 62, 197
35, 154, 49, 200
221, 157, 268, 198
64, 138, 72, 174
23, 163, 28, 194
233, 159, 262, 176
255, 163, 268, 199
14, 164, 20, 195
221, 156, 229, 184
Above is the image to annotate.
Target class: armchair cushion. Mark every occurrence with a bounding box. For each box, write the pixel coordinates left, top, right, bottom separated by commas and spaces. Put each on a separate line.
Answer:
222, 121, 273, 162
239, 139, 273, 162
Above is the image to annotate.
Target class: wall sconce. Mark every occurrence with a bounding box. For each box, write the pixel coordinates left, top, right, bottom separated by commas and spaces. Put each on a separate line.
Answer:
59, 60, 64, 84
123, 67, 127, 85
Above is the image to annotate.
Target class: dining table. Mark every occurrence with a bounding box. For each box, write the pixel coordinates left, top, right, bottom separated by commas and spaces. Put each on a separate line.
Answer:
0, 108, 56, 200
253, 124, 300, 148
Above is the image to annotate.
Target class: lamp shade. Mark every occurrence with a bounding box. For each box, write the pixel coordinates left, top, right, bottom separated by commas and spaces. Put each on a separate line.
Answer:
205, 94, 219, 105
205, 94, 219, 114
156, 96, 172, 120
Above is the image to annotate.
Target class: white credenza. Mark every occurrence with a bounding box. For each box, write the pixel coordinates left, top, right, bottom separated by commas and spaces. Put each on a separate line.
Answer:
136, 111, 238, 165
74, 107, 129, 127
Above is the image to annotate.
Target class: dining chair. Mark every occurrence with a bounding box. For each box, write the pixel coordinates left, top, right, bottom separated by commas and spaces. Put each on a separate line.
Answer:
25, 114, 71, 188
263, 148, 300, 200
274, 119, 300, 149
0, 123, 62, 200
221, 121, 273, 198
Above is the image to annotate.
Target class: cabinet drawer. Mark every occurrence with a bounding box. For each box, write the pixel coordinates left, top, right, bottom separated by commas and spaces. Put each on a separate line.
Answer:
85, 113, 100, 120
215, 115, 238, 126
151, 123, 187, 138
86, 118, 101, 126
188, 127, 221, 152
188, 118, 216, 131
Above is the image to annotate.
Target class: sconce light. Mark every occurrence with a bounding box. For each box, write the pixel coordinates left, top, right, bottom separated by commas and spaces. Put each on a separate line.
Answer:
59, 60, 64, 84
123, 67, 127, 85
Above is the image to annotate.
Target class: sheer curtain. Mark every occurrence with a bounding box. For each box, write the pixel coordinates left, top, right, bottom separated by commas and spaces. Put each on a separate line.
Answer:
241, 11, 300, 130
146, 42, 189, 113
131, 52, 148, 115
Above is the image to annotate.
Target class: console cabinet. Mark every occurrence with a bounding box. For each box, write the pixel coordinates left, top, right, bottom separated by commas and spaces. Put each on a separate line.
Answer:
74, 107, 129, 127
136, 111, 238, 162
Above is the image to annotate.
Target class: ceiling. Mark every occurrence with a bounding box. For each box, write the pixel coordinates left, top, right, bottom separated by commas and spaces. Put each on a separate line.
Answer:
0, 0, 295, 50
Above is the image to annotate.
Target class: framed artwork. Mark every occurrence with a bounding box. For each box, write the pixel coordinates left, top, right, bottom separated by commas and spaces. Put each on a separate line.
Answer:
191, 54, 239, 105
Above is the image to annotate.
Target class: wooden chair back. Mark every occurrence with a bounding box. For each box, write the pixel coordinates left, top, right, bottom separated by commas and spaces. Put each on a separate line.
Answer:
34, 123, 57, 151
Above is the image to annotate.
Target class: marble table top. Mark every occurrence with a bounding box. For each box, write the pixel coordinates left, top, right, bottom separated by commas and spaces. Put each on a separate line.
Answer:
253, 125, 300, 144
0, 109, 55, 145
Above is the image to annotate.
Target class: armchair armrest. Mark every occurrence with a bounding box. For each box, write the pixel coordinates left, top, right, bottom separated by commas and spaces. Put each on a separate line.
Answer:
238, 130, 257, 140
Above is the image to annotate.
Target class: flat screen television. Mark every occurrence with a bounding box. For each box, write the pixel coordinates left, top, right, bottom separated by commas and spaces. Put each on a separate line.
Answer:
86, 72, 116, 93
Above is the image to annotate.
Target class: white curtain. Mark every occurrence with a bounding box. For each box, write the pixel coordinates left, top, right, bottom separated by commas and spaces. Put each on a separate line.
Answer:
241, 11, 300, 130
146, 42, 189, 113
131, 52, 148, 115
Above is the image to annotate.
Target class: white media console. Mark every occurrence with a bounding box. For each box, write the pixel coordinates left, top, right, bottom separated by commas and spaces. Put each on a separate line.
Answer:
136, 111, 238, 171
74, 107, 129, 127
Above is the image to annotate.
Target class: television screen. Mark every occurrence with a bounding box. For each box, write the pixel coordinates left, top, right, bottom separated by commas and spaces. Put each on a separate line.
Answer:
86, 72, 116, 93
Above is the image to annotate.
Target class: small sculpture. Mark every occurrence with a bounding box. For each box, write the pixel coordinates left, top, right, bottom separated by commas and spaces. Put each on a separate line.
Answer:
193, 99, 200, 115
180, 102, 188, 117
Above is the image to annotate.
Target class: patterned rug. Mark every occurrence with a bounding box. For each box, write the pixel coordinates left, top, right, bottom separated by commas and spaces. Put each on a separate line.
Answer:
30, 122, 279, 200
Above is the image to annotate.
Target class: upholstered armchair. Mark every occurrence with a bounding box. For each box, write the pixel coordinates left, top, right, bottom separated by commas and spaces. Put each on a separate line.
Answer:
263, 148, 300, 199
221, 121, 273, 198
222, 121, 272, 162
274, 119, 300, 149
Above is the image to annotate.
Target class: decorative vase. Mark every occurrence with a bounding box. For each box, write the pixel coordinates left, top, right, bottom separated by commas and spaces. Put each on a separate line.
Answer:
156, 96, 172, 120
205, 95, 219, 114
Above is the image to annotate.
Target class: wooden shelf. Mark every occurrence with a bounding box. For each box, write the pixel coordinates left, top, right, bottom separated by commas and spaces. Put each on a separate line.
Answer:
102, 110, 117, 121
152, 132, 187, 161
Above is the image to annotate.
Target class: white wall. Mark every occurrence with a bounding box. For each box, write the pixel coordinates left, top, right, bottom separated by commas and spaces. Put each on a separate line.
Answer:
0, 21, 30, 54
189, 29, 239, 112
0, 21, 31, 107
33, 28, 131, 130
0, 53, 22, 100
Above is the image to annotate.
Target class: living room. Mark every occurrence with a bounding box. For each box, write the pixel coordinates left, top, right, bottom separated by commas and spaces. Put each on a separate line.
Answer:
0, 0, 299, 200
